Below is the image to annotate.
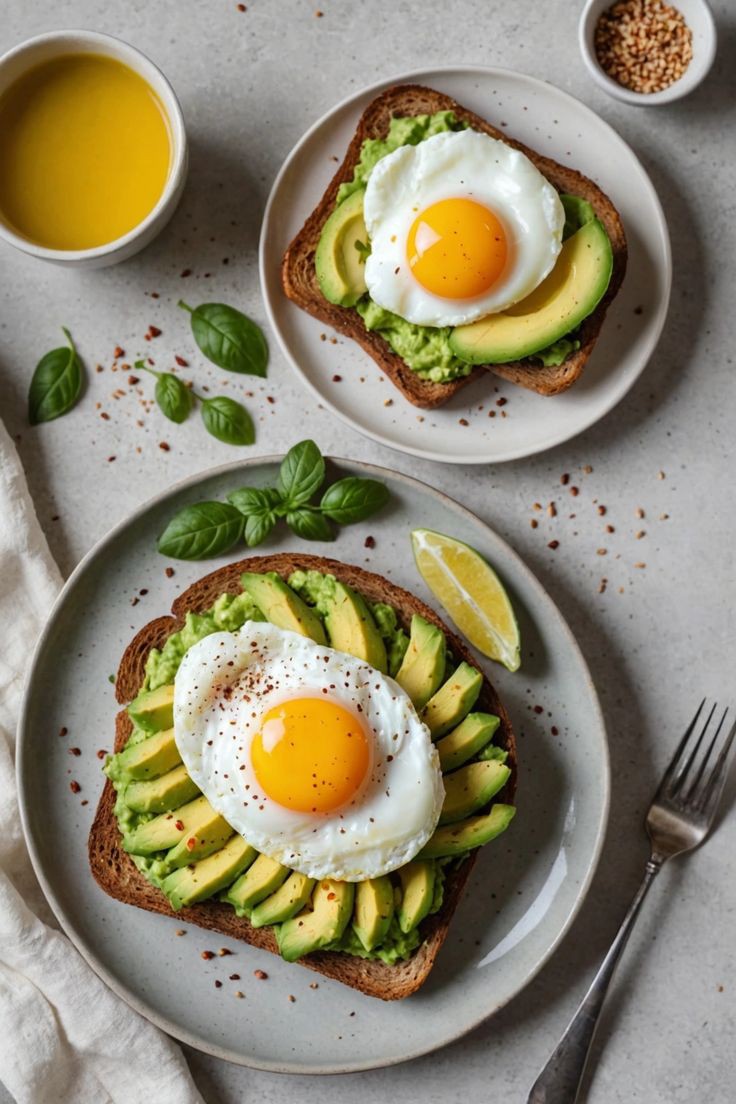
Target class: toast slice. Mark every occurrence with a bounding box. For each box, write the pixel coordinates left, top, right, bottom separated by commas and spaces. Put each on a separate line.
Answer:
282, 84, 628, 407
89, 553, 517, 1000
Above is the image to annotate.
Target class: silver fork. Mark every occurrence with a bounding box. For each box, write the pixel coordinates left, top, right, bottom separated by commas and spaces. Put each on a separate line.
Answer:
528, 700, 736, 1104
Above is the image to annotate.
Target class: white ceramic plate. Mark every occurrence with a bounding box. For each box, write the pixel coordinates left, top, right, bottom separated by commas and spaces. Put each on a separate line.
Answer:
18, 457, 609, 1073
260, 66, 671, 464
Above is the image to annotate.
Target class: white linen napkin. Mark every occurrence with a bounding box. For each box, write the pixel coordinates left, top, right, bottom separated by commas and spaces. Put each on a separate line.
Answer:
0, 419, 204, 1104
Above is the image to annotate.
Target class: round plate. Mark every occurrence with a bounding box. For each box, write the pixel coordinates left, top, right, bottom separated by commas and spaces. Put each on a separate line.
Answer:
260, 66, 671, 464
18, 457, 609, 1073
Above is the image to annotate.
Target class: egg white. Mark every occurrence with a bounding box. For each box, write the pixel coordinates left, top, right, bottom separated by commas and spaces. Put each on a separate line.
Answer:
173, 623, 444, 881
363, 129, 565, 327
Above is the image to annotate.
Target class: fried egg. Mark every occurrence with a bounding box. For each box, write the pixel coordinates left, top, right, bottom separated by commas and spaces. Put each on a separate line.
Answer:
173, 623, 444, 881
363, 129, 565, 327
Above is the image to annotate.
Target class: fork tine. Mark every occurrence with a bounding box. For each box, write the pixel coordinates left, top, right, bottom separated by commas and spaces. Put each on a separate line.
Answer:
684, 706, 728, 801
696, 717, 736, 819
658, 698, 706, 797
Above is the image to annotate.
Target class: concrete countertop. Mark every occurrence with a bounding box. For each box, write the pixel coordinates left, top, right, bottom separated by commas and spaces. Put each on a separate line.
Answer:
1, 1, 734, 1101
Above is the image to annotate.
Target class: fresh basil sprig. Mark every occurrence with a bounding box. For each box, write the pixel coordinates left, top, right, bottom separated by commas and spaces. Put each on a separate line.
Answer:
154, 371, 193, 424
28, 328, 85, 425
178, 301, 268, 378
157, 440, 390, 559
136, 361, 254, 446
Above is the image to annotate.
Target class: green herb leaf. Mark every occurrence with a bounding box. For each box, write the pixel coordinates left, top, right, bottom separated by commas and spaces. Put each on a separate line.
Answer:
277, 439, 326, 506
157, 502, 244, 560
201, 396, 255, 446
179, 301, 268, 377
227, 486, 283, 516
286, 509, 334, 542
155, 373, 194, 424
354, 239, 371, 264
28, 328, 84, 425
244, 512, 276, 547
320, 477, 390, 524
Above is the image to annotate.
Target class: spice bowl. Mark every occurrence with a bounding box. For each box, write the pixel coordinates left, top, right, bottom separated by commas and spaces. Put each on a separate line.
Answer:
579, 0, 717, 105
0, 30, 188, 268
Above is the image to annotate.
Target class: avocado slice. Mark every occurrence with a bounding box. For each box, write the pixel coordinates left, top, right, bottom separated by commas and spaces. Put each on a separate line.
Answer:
127, 684, 175, 734
162, 834, 258, 911
420, 804, 516, 858
124, 794, 216, 855
436, 712, 500, 773
394, 615, 446, 711
352, 876, 395, 952
277, 879, 355, 962
322, 580, 387, 673
397, 860, 436, 933
448, 219, 613, 364
162, 808, 234, 871
315, 189, 369, 307
124, 763, 200, 814
241, 572, 327, 645
420, 662, 483, 739
226, 853, 290, 912
249, 871, 316, 928
439, 759, 511, 825
117, 727, 181, 781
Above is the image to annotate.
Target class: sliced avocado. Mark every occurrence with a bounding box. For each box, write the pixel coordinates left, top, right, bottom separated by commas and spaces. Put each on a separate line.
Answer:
420, 662, 483, 739
162, 808, 234, 871
241, 572, 327, 645
315, 188, 369, 307
226, 854, 290, 912
117, 727, 181, 781
448, 219, 613, 365
277, 879, 355, 962
162, 834, 257, 911
322, 580, 387, 673
394, 614, 446, 711
124, 763, 199, 814
127, 684, 175, 734
397, 860, 436, 933
420, 804, 516, 858
249, 871, 316, 928
436, 713, 500, 773
439, 759, 511, 825
352, 876, 394, 952
124, 794, 215, 855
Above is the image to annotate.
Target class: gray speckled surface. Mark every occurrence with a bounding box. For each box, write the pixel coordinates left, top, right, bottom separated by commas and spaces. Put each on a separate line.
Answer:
1, 1, 735, 1102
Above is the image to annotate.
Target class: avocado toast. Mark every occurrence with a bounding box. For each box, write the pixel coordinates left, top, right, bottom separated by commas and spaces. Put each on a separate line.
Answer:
282, 84, 628, 408
89, 553, 516, 999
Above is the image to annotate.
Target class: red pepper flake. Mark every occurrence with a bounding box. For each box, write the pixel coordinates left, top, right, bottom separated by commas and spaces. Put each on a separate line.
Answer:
113, 346, 125, 359
96, 364, 104, 373
229, 973, 241, 980
570, 486, 579, 497
327, 892, 336, 901
218, 947, 233, 956
59, 727, 68, 738
186, 837, 197, 851
107, 456, 116, 463
180, 268, 192, 277
70, 780, 81, 793
201, 950, 215, 960
96, 749, 107, 759
364, 535, 375, 549
533, 705, 544, 714
547, 540, 559, 550
175, 355, 188, 367
315, 8, 323, 15
551, 725, 559, 736
159, 442, 171, 451
605, 524, 615, 534
139, 588, 148, 596
234, 990, 244, 999
68, 747, 81, 756
165, 567, 175, 578
266, 396, 276, 404
530, 519, 538, 529
150, 291, 160, 298
215, 979, 223, 988
288, 994, 296, 1003
459, 418, 469, 426
175, 820, 185, 831
547, 502, 557, 517
309, 982, 319, 990
130, 597, 139, 607
254, 969, 268, 980
332, 374, 342, 382
175, 929, 186, 936
488, 410, 496, 417
597, 505, 607, 516
561, 473, 570, 485
496, 397, 507, 407
149, 325, 161, 338
237, 3, 247, 9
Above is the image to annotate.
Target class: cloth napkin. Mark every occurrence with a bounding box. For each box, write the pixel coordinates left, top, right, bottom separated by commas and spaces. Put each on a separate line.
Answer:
0, 419, 204, 1104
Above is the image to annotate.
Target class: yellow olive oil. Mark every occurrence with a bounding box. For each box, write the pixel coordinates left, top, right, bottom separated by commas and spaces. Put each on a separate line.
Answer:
0, 53, 172, 250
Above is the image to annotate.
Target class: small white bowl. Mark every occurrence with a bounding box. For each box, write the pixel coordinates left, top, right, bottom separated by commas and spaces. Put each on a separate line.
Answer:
0, 30, 188, 268
579, 0, 717, 106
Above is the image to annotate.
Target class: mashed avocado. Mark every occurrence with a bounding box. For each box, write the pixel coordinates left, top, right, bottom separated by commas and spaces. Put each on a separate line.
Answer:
335, 111, 590, 379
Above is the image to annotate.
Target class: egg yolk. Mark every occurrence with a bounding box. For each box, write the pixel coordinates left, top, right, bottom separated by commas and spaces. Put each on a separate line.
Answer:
251, 697, 370, 814
406, 197, 508, 300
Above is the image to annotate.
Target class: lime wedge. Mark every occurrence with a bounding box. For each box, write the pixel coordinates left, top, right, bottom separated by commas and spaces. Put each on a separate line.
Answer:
411, 528, 521, 672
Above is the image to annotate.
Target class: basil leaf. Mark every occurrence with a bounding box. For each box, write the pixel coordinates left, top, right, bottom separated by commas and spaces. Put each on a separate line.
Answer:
155, 373, 193, 424
201, 396, 255, 446
277, 439, 325, 506
244, 512, 276, 547
179, 301, 268, 377
157, 502, 244, 560
227, 486, 283, 516
320, 477, 390, 524
28, 328, 84, 425
286, 509, 334, 542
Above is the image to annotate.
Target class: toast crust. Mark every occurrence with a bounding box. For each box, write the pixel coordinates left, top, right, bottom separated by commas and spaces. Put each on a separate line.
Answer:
281, 84, 627, 407
89, 554, 517, 1000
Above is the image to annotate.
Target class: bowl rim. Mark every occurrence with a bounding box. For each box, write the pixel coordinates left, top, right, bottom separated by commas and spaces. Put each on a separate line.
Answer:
0, 28, 187, 261
578, 0, 717, 106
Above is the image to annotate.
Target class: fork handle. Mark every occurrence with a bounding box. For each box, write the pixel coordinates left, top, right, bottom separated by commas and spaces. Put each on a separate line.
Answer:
527, 855, 664, 1104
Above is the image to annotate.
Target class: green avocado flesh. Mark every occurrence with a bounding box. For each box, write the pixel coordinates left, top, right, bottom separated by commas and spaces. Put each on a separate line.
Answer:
315, 111, 613, 380
106, 571, 514, 963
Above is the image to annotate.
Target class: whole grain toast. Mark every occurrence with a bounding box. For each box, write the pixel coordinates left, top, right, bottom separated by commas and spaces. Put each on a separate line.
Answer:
89, 553, 517, 1000
282, 84, 628, 407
